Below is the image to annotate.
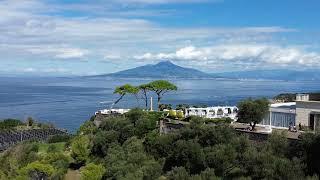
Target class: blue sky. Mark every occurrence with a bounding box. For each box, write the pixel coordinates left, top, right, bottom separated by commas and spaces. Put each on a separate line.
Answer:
1, 0, 320, 76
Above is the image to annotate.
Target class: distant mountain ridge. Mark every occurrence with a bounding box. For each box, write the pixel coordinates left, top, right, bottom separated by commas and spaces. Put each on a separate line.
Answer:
94, 61, 214, 78
90, 61, 320, 81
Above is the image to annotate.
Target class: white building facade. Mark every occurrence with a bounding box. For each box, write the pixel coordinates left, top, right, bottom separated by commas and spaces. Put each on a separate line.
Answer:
185, 106, 238, 120
296, 94, 320, 131
260, 94, 320, 130
260, 102, 296, 128
95, 108, 130, 115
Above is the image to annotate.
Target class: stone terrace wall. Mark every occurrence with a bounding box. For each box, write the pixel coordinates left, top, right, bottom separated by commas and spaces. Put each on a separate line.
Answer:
0, 128, 68, 151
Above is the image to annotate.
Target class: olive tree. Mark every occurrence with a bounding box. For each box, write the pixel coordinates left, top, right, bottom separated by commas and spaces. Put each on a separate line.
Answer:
149, 80, 177, 111
237, 98, 269, 131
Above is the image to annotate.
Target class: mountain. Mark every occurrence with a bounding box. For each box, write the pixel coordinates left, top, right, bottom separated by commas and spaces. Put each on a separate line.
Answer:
94, 61, 214, 78
89, 61, 319, 81
212, 69, 320, 81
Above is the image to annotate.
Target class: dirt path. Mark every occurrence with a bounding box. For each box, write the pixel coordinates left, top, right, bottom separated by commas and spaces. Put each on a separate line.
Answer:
65, 169, 81, 180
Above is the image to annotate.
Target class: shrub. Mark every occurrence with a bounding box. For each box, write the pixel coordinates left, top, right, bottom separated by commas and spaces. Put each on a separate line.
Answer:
18, 161, 55, 180
205, 117, 233, 124
168, 110, 177, 118
0, 119, 24, 129
47, 134, 71, 143
176, 111, 185, 119
37, 122, 55, 129
81, 163, 105, 180
27, 117, 34, 127
71, 135, 91, 164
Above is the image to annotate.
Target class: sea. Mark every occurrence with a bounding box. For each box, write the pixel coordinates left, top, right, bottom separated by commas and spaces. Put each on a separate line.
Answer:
0, 76, 319, 132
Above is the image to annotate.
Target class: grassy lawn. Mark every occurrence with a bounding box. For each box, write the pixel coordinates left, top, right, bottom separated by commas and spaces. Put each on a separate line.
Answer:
38, 142, 66, 153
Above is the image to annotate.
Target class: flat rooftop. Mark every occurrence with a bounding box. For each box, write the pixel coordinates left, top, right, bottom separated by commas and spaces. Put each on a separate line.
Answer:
270, 102, 296, 109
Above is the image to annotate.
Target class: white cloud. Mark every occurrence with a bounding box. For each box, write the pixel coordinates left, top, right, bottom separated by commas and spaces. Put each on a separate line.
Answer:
26, 46, 89, 59
0, 3, 293, 63
0, 0, 317, 74
23, 68, 37, 73
111, 0, 217, 4
104, 54, 122, 60
22, 67, 69, 73
134, 44, 320, 69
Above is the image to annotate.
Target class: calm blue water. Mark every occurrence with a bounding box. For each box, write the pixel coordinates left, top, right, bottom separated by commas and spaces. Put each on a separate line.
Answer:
0, 76, 319, 132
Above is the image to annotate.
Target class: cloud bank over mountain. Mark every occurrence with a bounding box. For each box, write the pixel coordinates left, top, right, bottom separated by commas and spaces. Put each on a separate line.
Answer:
0, 0, 319, 75
134, 44, 320, 70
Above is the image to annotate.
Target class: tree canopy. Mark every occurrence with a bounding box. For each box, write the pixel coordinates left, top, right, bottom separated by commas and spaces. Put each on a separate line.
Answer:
149, 80, 177, 110
237, 98, 269, 130
112, 80, 177, 110
113, 84, 139, 105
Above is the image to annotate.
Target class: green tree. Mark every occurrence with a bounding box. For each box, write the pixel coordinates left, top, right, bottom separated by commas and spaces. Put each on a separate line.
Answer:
237, 98, 269, 130
139, 83, 152, 110
100, 116, 135, 144
91, 130, 120, 157
42, 152, 72, 179
80, 163, 105, 180
196, 168, 220, 180
113, 84, 139, 105
71, 135, 91, 164
18, 161, 55, 180
0, 119, 24, 129
204, 144, 237, 177
104, 137, 162, 179
78, 120, 98, 135
301, 133, 320, 176
149, 80, 177, 111
144, 131, 177, 160
166, 167, 190, 180
0, 143, 38, 178
164, 140, 205, 174
177, 111, 185, 119
0, 170, 7, 180
126, 108, 146, 126
266, 131, 288, 157
27, 117, 34, 127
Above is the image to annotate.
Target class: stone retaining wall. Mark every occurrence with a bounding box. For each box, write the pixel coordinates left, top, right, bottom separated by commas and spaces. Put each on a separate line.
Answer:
0, 128, 68, 151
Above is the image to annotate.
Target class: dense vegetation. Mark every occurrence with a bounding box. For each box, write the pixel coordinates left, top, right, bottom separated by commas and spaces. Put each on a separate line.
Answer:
1, 108, 320, 179
0, 119, 24, 129
0, 117, 56, 131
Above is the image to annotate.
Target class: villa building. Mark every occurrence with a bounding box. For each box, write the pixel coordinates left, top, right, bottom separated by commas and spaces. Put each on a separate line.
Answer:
185, 106, 238, 120
94, 108, 130, 127
95, 108, 130, 115
296, 94, 320, 131
260, 102, 296, 128
260, 94, 320, 131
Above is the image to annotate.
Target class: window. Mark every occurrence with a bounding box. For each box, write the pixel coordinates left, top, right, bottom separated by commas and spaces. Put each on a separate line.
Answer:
202, 110, 207, 115
217, 109, 223, 115
209, 110, 215, 116
233, 108, 238, 113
